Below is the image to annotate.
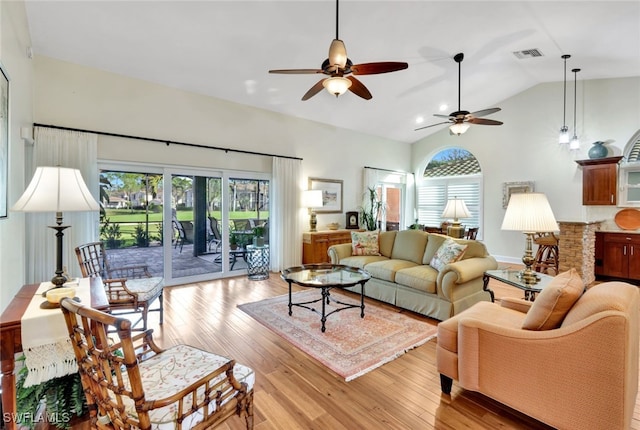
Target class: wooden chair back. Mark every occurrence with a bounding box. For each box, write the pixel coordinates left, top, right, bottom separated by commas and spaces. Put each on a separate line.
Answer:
75, 241, 107, 278
466, 227, 479, 240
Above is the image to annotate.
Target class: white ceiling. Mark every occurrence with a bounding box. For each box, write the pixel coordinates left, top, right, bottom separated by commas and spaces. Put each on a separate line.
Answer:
24, 1, 640, 144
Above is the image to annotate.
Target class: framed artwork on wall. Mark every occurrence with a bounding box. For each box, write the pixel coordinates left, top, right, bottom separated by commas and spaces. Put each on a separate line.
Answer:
0, 63, 8, 219
346, 211, 359, 229
502, 181, 534, 208
308, 177, 343, 213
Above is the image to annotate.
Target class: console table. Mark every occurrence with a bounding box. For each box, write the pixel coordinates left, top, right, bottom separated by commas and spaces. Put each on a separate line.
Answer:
0, 278, 108, 430
302, 230, 354, 264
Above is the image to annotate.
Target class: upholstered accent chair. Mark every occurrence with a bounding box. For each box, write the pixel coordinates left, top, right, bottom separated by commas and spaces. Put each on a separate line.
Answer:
436, 276, 639, 430
75, 241, 164, 331
60, 298, 254, 429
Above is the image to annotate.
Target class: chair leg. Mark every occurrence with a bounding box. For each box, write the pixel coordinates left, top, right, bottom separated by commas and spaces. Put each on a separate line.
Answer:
241, 391, 254, 430
440, 374, 453, 394
158, 293, 164, 325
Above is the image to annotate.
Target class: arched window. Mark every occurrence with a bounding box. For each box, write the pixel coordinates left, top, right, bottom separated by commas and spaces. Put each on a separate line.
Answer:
416, 148, 483, 236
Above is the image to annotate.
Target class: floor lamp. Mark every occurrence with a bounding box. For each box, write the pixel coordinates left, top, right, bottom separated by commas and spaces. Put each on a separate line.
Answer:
501, 192, 559, 284
12, 166, 100, 287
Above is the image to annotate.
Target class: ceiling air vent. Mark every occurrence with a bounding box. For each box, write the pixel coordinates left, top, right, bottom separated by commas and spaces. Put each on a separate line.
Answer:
513, 49, 544, 59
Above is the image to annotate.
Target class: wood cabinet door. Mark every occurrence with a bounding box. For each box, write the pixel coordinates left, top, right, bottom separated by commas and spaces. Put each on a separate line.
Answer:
602, 241, 628, 278
628, 243, 640, 280
583, 163, 617, 205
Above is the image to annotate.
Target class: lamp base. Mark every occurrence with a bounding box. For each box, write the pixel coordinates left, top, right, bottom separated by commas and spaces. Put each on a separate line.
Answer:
518, 232, 539, 285
309, 211, 318, 232
447, 222, 465, 238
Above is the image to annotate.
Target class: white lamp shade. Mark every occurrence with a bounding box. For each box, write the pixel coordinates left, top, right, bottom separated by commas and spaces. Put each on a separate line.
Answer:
442, 198, 471, 220
12, 166, 100, 213
302, 189, 323, 209
323, 76, 352, 96
559, 126, 570, 144
449, 122, 470, 136
569, 135, 580, 150
501, 192, 559, 232
328, 39, 348, 68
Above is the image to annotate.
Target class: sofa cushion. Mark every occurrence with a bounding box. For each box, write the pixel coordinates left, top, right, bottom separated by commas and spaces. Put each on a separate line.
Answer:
453, 239, 489, 259
395, 265, 439, 293
378, 231, 397, 258
351, 230, 380, 256
522, 268, 584, 330
340, 255, 388, 269
391, 230, 429, 264
364, 259, 418, 283
422, 233, 448, 265
430, 239, 468, 271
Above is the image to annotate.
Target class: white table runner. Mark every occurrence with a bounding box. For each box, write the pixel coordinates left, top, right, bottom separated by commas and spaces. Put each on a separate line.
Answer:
20, 278, 91, 387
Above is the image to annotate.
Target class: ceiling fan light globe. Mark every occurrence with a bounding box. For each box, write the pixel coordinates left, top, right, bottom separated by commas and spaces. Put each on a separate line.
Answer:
449, 122, 470, 136
329, 39, 348, 69
559, 126, 570, 144
323, 76, 352, 97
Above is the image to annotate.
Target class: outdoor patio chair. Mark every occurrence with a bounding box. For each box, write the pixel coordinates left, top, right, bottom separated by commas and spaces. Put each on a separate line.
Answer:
75, 241, 164, 331
173, 219, 194, 253
208, 216, 223, 253
60, 297, 254, 430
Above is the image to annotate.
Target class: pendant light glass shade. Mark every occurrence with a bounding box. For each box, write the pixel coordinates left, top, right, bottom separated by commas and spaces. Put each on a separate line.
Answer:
570, 67, 581, 150
559, 54, 571, 144
323, 76, 352, 97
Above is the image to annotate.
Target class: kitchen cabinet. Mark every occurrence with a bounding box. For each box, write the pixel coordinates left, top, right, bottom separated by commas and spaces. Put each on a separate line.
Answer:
302, 230, 354, 264
595, 231, 640, 282
575, 156, 623, 205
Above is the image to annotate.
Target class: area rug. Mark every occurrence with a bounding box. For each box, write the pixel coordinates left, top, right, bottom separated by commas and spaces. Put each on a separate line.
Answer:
238, 290, 437, 381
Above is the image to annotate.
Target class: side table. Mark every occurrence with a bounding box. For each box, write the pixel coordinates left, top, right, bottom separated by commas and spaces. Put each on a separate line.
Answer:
246, 244, 269, 280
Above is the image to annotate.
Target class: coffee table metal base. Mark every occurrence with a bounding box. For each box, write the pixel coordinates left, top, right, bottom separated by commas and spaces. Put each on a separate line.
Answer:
287, 284, 365, 332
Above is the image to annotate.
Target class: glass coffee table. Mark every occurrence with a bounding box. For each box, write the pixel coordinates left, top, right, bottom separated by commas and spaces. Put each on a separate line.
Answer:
281, 264, 371, 332
483, 269, 555, 301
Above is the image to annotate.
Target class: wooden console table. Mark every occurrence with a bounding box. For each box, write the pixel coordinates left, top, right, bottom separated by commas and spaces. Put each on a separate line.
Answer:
0, 278, 108, 430
302, 229, 355, 264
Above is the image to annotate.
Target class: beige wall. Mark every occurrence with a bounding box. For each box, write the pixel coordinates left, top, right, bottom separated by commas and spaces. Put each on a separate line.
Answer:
0, 1, 33, 311
412, 76, 640, 261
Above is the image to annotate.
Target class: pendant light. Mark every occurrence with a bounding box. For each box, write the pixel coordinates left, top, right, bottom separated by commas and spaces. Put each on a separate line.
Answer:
569, 68, 581, 150
558, 54, 571, 144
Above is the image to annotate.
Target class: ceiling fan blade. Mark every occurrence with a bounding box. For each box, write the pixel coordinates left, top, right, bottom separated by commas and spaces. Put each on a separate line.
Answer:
415, 121, 451, 131
469, 107, 501, 118
351, 62, 409, 75
433, 113, 453, 119
301, 79, 326, 101
467, 118, 504, 126
269, 69, 324, 74
347, 76, 372, 100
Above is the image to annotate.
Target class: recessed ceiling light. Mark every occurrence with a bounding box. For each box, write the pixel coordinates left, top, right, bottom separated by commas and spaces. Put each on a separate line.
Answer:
415, 116, 424, 124
439, 104, 448, 111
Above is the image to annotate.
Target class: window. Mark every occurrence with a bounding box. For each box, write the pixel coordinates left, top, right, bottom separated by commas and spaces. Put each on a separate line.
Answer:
417, 148, 483, 234
619, 129, 640, 207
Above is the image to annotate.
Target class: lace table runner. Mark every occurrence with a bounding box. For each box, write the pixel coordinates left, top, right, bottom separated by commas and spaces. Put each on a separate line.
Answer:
20, 278, 91, 387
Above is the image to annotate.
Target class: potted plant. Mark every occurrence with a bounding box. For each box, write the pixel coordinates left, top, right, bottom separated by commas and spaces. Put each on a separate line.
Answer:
230, 231, 239, 250
360, 187, 384, 231
252, 225, 265, 247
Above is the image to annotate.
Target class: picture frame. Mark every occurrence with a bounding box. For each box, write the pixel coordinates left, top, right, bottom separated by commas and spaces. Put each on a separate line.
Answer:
0, 63, 8, 219
502, 181, 534, 208
345, 211, 359, 229
308, 177, 343, 213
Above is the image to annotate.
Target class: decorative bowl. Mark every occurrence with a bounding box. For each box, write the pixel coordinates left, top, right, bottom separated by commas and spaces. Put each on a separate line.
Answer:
46, 286, 76, 304
327, 222, 340, 230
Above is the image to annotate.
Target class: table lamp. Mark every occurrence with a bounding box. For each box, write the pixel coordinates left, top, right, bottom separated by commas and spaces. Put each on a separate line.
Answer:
12, 166, 100, 287
441, 197, 471, 238
501, 192, 559, 285
302, 189, 323, 232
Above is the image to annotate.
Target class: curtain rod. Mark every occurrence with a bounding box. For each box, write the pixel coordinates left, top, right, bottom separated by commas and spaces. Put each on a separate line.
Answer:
364, 166, 411, 175
33, 123, 303, 161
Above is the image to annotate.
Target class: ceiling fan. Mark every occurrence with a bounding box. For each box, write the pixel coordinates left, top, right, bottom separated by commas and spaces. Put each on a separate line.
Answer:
268, 0, 408, 101
415, 53, 503, 135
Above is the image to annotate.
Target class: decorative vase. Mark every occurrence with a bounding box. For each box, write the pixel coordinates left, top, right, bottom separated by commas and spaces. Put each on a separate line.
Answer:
588, 141, 608, 159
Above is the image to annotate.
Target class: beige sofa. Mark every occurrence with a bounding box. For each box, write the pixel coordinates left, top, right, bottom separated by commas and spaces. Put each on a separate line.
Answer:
436, 275, 639, 430
327, 230, 498, 320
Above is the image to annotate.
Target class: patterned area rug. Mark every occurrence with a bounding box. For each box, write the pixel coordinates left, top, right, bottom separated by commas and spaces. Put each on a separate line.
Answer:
238, 290, 437, 381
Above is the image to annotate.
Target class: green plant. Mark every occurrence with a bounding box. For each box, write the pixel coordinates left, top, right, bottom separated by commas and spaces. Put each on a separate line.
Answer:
252, 225, 265, 238
360, 187, 384, 231
16, 355, 87, 430
134, 223, 149, 247
100, 217, 122, 249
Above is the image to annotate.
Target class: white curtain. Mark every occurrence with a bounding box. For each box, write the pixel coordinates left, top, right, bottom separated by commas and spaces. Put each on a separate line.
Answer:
26, 127, 99, 282
270, 157, 303, 271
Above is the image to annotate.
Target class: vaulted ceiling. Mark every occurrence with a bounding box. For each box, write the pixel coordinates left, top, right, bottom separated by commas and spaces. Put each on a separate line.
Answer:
24, 1, 640, 143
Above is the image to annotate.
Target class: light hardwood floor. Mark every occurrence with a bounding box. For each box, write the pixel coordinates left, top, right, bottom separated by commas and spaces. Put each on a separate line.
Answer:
63, 268, 640, 429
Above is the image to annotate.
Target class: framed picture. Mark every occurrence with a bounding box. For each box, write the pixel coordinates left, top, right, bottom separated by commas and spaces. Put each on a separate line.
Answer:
502, 181, 534, 208
0, 63, 8, 219
308, 177, 343, 213
346, 211, 359, 229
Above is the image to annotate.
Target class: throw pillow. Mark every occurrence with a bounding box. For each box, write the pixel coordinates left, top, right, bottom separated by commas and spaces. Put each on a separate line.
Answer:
351, 231, 380, 256
429, 239, 468, 271
522, 268, 584, 331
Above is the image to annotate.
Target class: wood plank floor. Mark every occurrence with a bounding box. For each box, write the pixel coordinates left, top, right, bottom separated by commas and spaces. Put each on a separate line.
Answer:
62, 266, 640, 429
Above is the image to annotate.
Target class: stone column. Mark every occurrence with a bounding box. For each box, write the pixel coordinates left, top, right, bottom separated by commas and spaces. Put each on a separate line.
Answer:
558, 221, 602, 286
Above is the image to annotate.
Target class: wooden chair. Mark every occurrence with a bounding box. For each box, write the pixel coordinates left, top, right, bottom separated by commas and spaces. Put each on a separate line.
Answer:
59, 298, 254, 430
465, 227, 479, 240
75, 241, 164, 331
533, 232, 559, 275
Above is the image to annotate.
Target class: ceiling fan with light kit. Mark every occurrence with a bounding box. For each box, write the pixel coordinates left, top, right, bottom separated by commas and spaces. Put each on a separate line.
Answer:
415, 53, 503, 135
268, 0, 408, 100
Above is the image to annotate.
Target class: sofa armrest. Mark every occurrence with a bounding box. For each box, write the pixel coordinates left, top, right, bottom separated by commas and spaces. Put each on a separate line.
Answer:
438, 256, 498, 284
328, 243, 353, 263
500, 297, 532, 314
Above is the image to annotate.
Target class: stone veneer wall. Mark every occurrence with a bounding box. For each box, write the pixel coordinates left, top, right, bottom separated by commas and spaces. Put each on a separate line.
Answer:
558, 221, 602, 286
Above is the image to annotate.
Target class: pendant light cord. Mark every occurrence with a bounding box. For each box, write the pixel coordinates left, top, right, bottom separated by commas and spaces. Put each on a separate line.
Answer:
335, 0, 339, 40
572, 68, 580, 134
561, 54, 570, 126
